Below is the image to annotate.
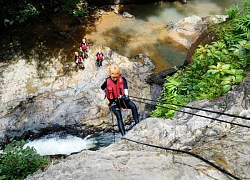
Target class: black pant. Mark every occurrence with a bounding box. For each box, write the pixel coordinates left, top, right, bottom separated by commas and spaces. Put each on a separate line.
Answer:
96, 60, 103, 67
110, 100, 139, 136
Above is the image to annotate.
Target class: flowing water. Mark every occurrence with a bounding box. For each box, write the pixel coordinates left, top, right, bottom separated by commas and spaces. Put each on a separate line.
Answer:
85, 0, 243, 71
27, 0, 243, 156
24, 134, 95, 156
25, 132, 122, 156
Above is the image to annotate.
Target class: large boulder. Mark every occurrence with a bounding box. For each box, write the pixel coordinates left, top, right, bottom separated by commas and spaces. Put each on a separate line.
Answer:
167, 15, 228, 50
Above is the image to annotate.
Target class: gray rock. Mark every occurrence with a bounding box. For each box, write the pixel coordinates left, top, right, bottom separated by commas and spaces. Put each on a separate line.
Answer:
123, 12, 134, 18
110, 5, 118, 14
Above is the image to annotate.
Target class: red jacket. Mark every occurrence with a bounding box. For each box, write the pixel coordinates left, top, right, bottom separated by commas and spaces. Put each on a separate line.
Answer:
106, 76, 124, 99
81, 43, 88, 50
96, 53, 104, 60
75, 56, 83, 63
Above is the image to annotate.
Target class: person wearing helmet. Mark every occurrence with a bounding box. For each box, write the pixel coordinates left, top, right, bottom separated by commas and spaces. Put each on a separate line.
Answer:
96, 49, 104, 67
101, 64, 139, 136
74, 52, 84, 70
80, 38, 89, 58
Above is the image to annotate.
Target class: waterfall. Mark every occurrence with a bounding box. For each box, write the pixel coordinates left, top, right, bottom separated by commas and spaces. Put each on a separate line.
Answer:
24, 134, 96, 156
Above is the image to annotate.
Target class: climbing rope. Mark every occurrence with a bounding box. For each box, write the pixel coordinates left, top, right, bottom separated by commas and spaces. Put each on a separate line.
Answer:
130, 96, 250, 121
129, 97, 250, 129
113, 95, 248, 180
121, 137, 242, 180
118, 99, 128, 111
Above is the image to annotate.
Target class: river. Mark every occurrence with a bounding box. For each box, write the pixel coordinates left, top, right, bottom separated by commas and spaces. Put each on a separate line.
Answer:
85, 0, 242, 71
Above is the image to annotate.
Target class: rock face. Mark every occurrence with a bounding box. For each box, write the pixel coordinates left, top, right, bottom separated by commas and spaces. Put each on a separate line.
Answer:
26, 74, 250, 180
0, 45, 154, 144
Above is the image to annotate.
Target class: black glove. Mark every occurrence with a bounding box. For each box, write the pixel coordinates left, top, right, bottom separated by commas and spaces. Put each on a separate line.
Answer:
119, 94, 126, 100
119, 94, 129, 101
124, 95, 129, 101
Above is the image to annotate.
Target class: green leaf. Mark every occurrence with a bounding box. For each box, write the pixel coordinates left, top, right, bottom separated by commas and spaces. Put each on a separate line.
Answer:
223, 85, 232, 93
235, 74, 243, 82
221, 64, 231, 70
221, 76, 235, 84
207, 69, 218, 74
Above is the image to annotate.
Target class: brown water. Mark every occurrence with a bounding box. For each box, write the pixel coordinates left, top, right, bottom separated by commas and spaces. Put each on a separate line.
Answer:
85, 0, 242, 72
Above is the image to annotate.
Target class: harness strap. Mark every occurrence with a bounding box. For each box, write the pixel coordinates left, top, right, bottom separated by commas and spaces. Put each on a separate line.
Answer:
118, 99, 128, 111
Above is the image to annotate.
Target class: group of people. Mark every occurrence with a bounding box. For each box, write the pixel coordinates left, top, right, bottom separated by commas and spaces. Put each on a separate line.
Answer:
74, 38, 88, 69
74, 38, 140, 136
74, 38, 105, 69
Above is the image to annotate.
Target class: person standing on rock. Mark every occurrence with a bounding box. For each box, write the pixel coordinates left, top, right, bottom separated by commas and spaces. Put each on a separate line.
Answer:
96, 49, 104, 68
74, 52, 84, 70
80, 38, 89, 59
101, 64, 139, 136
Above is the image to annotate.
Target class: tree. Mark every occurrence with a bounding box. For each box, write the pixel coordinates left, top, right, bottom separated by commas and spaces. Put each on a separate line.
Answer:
0, 0, 88, 28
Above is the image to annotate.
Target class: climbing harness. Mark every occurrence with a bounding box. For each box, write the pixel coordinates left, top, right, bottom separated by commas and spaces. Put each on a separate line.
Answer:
118, 98, 128, 111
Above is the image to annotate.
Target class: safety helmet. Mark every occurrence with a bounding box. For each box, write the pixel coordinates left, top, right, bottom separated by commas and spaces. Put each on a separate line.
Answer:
108, 64, 120, 78
74, 52, 78, 56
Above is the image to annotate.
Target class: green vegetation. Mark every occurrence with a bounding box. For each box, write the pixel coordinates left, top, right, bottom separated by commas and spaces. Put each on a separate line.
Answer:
151, 0, 250, 119
3, 2, 39, 26
54, 0, 88, 17
2, 0, 88, 26
0, 139, 50, 180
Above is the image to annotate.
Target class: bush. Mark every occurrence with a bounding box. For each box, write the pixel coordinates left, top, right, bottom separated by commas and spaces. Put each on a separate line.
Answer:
0, 139, 49, 180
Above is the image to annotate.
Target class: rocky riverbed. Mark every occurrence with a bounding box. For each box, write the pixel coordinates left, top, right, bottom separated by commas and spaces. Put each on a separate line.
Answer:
1, 11, 249, 179
0, 14, 225, 143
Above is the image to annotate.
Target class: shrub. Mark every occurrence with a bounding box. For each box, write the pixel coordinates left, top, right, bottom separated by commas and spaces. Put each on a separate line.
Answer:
0, 139, 49, 180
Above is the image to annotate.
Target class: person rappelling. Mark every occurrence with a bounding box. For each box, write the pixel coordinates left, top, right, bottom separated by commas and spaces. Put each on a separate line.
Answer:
101, 64, 139, 136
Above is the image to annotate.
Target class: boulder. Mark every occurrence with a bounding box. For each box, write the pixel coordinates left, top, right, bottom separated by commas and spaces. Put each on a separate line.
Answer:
167, 15, 228, 50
